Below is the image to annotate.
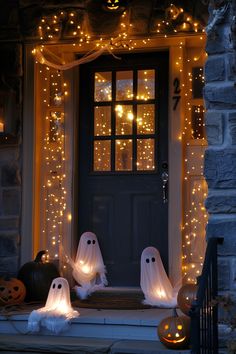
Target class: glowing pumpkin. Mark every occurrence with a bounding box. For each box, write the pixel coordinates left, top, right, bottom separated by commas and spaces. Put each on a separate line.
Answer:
157, 308, 190, 349
0, 277, 26, 306
177, 283, 198, 316
102, 0, 127, 12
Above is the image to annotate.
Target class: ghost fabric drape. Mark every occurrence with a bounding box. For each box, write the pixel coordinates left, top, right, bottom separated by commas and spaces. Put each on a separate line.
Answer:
71, 232, 107, 299
140, 247, 177, 308
28, 277, 79, 334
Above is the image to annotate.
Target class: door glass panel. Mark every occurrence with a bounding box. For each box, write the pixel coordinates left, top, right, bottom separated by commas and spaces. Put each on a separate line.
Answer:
94, 106, 111, 136
137, 138, 155, 171
94, 140, 111, 171
116, 71, 133, 101
115, 139, 133, 171
137, 104, 155, 135
137, 70, 155, 100
115, 105, 133, 135
94, 72, 112, 102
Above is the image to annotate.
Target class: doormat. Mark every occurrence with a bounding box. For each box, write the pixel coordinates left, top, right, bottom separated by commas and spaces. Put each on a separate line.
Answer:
72, 290, 152, 310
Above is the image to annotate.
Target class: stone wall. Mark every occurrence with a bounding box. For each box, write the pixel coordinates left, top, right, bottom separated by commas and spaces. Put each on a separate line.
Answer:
0, 148, 21, 276
204, 0, 236, 347
0, 42, 22, 277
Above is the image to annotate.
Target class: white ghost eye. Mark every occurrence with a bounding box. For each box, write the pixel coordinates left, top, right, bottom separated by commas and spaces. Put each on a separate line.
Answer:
92, 240, 96, 244
87, 240, 91, 245
152, 257, 155, 262
52, 283, 56, 289
58, 284, 62, 289
146, 258, 150, 263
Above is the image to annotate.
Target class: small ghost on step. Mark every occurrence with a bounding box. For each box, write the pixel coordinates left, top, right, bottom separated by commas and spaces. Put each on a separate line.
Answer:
140, 247, 177, 308
72, 232, 108, 300
28, 277, 79, 334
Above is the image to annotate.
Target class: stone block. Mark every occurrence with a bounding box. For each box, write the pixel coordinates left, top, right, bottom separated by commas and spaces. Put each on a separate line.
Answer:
206, 217, 236, 256
228, 112, 236, 145
206, 25, 232, 55
1, 164, 20, 187
204, 149, 236, 188
226, 52, 236, 81
0, 217, 19, 230
205, 111, 223, 145
2, 188, 20, 215
232, 259, 236, 290
204, 56, 225, 82
205, 191, 236, 213
0, 256, 18, 276
218, 257, 231, 290
0, 148, 19, 164
204, 83, 236, 109
0, 233, 19, 256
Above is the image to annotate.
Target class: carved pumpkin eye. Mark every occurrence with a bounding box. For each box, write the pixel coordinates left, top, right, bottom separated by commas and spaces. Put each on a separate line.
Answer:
92, 240, 96, 244
177, 325, 183, 330
58, 284, 62, 289
87, 240, 91, 245
52, 283, 56, 289
164, 324, 169, 330
152, 257, 155, 262
146, 258, 150, 263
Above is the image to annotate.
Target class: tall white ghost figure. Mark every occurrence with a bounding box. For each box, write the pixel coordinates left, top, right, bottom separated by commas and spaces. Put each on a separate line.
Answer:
28, 277, 79, 334
140, 247, 177, 308
71, 232, 107, 299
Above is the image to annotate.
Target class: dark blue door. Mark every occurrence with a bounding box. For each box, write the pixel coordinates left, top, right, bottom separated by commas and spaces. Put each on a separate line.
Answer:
78, 52, 169, 286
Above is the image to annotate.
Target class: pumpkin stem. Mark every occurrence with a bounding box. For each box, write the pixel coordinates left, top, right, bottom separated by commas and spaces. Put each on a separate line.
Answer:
173, 307, 178, 317
34, 250, 46, 262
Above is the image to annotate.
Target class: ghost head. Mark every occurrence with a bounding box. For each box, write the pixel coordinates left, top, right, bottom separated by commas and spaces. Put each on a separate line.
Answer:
140, 247, 177, 308
28, 277, 79, 334
72, 232, 107, 299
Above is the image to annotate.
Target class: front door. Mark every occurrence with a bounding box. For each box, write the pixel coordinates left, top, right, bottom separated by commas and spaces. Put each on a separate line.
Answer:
78, 51, 169, 286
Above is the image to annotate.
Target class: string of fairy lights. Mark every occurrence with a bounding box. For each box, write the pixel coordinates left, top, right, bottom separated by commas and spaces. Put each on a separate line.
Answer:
35, 3, 207, 283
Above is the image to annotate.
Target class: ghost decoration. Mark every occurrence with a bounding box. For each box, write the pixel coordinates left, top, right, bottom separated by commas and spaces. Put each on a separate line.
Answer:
71, 232, 107, 299
28, 277, 79, 334
140, 247, 177, 308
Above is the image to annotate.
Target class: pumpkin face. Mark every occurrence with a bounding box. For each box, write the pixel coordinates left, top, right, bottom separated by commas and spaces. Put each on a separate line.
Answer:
17, 250, 60, 302
0, 277, 26, 306
177, 283, 198, 316
158, 309, 190, 349
102, 0, 127, 12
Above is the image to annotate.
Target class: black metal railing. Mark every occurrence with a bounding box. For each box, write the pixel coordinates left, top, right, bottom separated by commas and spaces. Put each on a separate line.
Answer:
190, 237, 224, 354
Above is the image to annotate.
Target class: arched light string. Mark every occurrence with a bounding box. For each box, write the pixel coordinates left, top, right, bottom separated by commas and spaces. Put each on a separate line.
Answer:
35, 5, 208, 283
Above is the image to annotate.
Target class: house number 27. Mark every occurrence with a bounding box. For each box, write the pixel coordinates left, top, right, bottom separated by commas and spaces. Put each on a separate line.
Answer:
172, 78, 181, 111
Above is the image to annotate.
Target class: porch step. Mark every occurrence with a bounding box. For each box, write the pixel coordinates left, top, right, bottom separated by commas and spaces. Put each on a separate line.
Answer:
0, 334, 191, 354
0, 307, 174, 341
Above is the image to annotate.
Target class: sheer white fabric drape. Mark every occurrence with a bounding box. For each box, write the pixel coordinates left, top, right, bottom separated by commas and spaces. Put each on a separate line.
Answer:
28, 277, 79, 334
140, 247, 177, 308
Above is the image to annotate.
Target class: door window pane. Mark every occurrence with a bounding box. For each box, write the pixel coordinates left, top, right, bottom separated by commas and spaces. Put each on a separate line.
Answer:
94, 140, 111, 171
115, 139, 132, 171
137, 70, 155, 100
192, 67, 204, 99
94, 106, 111, 136
137, 104, 155, 134
191, 105, 205, 139
137, 139, 155, 171
116, 71, 133, 101
94, 72, 112, 102
115, 105, 133, 135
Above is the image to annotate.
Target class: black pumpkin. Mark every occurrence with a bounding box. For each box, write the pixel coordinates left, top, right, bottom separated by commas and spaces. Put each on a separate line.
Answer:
17, 250, 60, 302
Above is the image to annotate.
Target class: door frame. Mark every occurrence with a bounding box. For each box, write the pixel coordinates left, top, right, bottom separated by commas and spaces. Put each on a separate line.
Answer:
21, 39, 184, 287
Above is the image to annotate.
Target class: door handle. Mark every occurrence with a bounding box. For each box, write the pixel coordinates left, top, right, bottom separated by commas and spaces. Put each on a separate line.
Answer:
161, 171, 168, 203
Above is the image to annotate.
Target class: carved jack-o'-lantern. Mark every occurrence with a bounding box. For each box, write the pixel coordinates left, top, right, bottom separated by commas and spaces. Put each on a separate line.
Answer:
157, 308, 190, 349
177, 283, 198, 316
0, 277, 26, 306
102, 0, 127, 12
